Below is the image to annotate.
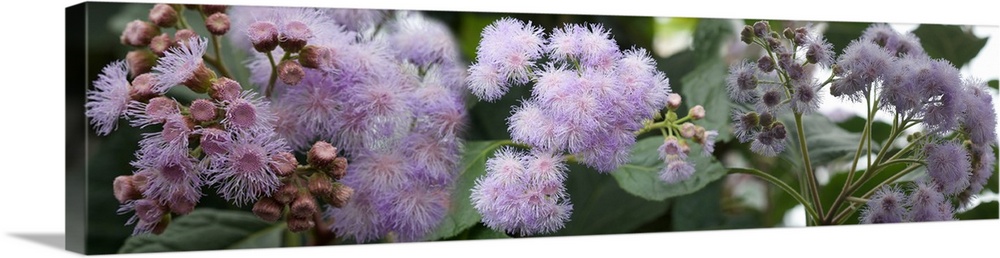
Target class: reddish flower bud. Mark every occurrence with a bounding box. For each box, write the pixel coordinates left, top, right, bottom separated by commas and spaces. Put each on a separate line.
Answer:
174, 29, 198, 46
297, 45, 330, 69
134, 199, 166, 223
126, 49, 157, 77
121, 20, 160, 47
307, 141, 338, 169
753, 21, 770, 38
198, 128, 229, 156
248, 21, 279, 53
273, 183, 298, 204
679, 122, 697, 139
330, 157, 348, 181
308, 174, 333, 200
132, 170, 152, 194
209, 77, 242, 102
149, 33, 172, 57
667, 93, 682, 110
149, 4, 178, 28
200, 5, 227, 15
286, 215, 314, 232
279, 21, 312, 53
189, 99, 217, 122
205, 13, 230, 35
277, 60, 305, 86
252, 197, 283, 222
270, 151, 298, 177
329, 183, 354, 208
168, 190, 196, 215
129, 73, 159, 102
290, 191, 318, 218
113, 176, 140, 203
690, 105, 706, 120
692, 126, 707, 142
183, 62, 217, 93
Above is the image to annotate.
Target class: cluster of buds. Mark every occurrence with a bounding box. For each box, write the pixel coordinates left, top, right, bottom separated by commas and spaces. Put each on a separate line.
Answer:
121, 4, 231, 78
656, 93, 719, 183
245, 15, 312, 87
252, 141, 353, 232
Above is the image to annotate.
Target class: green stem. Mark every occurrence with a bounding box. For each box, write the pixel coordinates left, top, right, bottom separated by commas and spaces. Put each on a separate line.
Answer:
794, 112, 825, 219
832, 164, 922, 224
729, 168, 821, 223
202, 55, 233, 79
265, 51, 278, 99
829, 110, 870, 218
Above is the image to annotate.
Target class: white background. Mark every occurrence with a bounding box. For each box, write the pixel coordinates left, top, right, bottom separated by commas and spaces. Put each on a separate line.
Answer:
0, 0, 997, 257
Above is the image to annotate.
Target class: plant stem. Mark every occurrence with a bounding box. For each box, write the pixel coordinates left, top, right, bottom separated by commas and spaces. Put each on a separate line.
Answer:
729, 168, 821, 223
827, 111, 870, 221
794, 112, 824, 219
265, 51, 278, 99
831, 164, 922, 223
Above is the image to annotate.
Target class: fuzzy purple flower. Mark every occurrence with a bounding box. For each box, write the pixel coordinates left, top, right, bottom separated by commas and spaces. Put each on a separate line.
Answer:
378, 182, 450, 242
85, 60, 132, 136
223, 91, 278, 132
831, 40, 894, 101
388, 12, 459, 67
907, 181, 954, 222
860, 185, 907, 224
959, 79, 997, 146
466, 17, 545, 101
151, 37, 212, 93
131, 134, 203, 213
804, 34, 835, 67
861, 24, 925, 56
924, 142, 971, 195
470, 148, 572, 236
726, 60, 759, 104
207, 129, 289, 205
791, 79, 821, 114
327, 183, 385, 243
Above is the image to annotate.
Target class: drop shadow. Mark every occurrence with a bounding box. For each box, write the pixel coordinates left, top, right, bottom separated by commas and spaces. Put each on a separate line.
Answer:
9, 233, 66, 251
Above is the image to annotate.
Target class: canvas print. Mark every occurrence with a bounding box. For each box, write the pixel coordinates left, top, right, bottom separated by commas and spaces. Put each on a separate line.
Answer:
65, 1, 999, 255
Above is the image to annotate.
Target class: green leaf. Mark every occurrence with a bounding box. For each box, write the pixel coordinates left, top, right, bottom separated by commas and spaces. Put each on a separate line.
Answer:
118, 209, 284, 253
957, 201, 999, 220
551, 163, 672, 236
836, 116, 893, 146
785, 115, 880, 167
426, 140, 509, 240
671, 179, 763, 231
679, 59, 732, 142
691, 19, 732, 61
447, 224, 511, 240
824, 22, 872, 55
912, 24, 988, 68
988, 80, 999, 90
612, 136, 727, 201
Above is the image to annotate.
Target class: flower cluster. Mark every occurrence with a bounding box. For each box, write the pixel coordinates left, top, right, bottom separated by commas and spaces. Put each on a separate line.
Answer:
466, 18, 705, 236
656, 94, 718, 183
90, 5, 466, 241
860, 182, 954, 223
227, 8, 467, 242
727, 21, 833, 157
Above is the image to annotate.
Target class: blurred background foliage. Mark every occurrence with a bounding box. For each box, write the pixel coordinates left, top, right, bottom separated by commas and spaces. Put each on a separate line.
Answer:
77, 2, 998, 254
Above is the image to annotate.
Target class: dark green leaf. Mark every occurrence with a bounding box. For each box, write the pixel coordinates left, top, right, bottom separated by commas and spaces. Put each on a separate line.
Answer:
118, 209, 284, 253
988, 80, 998, 90
824, 22, 872, 54
691, 19, 732, 61
784, 115, 880, 167
427, 141, 509, 240
679, 59, 732, 142
957, 201, 999, 220
612, 136, 727, 201
551, 163, 672, 236
671, 178, 764, 231
836, 116, 893, 146
912, 24, 988, 68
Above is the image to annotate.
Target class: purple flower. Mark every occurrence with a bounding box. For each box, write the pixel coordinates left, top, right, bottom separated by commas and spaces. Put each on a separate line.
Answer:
326, 8, 386, 32
401, 132, 461, 184
959, 80, 998, 146
207, 129, 289, 205
861, 24, 925, 56
548, 23, 620, 71
701, 130, 719, 156
575, 128, 634, 172
378, 182, 450, 242
349, 148, 410, 193
755, 83, 787, 114
151, 37, 210, 92
228, 7, 351, 52
387, 12, 459, 67
223, 91, 278, 132
726, 60, 759, 104
791, 79, 821, 114
750, 124, 786, 157
508, 100, 558, 150
659, 160, 695, 184
131, 135, 203, 211
962, 145, 996, 201
126, 96, 180, 128
907, 181, 954, 222
117, 199, 164, 235
804, 34, 835, 67
326, 182, 385, 243
616, 48, 671, 118
659, 136, 687, 162
474, 17, 545, 87
924, 142, 971, 196
195, 128, 231, 157
732, 110, 760, 143
470, 148, 572, 236
85, 60, 132, 136
271, 73, 341, 150
860, 185, 907, 224
832, 40, 894, 101
466, 62, 507, 102
411, 71, 468, 138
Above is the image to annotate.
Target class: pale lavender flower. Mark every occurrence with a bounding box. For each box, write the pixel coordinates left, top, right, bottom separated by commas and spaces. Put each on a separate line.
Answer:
732, 110, 760, 143
755, 83, 787, 114
659, 160, 696, 184
907, 181, 954, 222
860, 185, 907, 224
616, 48, 671, 118
379, 182, 450, 242
327, 8, 387, 32
508, 100, 558, 150
750, 124, 786, 157
726, 60, 759, 104
195, 128, 231, 157
207, 129, 289, 205
920, 59, 965, 133
411, 71, 468, 138
271, 73, 341, 150
131, 137, 203, 210
804, 34, 835, 67
466, 62, 507, 102
701, 130, 719, 156
574, 23, 621, 71
791, 79, 821, 114
117, 199, 164, 235
576, 128, 634, 172
228, 7, 352, 52
963, 145, 996, 200
126, 97, 180, 128
223, 91, 278, 132
401, 132, 460, 184
959, 79, 998, 146
85, 60, 132, 136
924, 142, 971, 195
531, 64, 576, 106
474, 17, 545, 86
387, 12, 459, 66
151, 37, 209, 92
831, 40, 894, 101
658, 136, 687, 162
861, 24, 925, 56
349, 149, 409, 193
327, 181, 385, 243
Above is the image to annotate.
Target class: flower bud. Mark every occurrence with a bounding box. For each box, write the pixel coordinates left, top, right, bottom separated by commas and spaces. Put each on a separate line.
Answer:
794, 27, 809, 46
113, 176, 140, 203
329, 183, 354, 208
689, 105, 706, 120
126, 49, 157, 77
121, 20, 160, 47
209, 77, 242, 102
757, 55, 774, 73
308, 174, 333, 200
759, 112, 774, 128
298, 45, 330, 69
782, 27, 794, 40
667, 93, 682, 110
149, 3, 178, 28
307, 141, 338, 170
274, 183, 298, 204
286, 215, 314, 232
766, 37, 782, 51
129, 73, 159, 102
189, 99, 217, 122
174, 29, 198, 46
182, 62, 217, 93
291, 191, 318, 218
279, 21, 312, 53
693, 126, 707, 142
278, 60, 305, 86
753, 21, 770, 38
679, 122, 696, 138
132, 170, 152, 194
740, 112, 760, 128
252, 197, 283, 222
134, 199, 166, 223
149, 33, 172, 57
200, 5, 227, 15
330, 157, 348, 181
270, 151, 298, 177
145, 97, 180, 123
771, 122, 787, 140
168, 190, 196, 215
205, 13, 231, 35
740, 25, 754, 44
248, 21, 279, 53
